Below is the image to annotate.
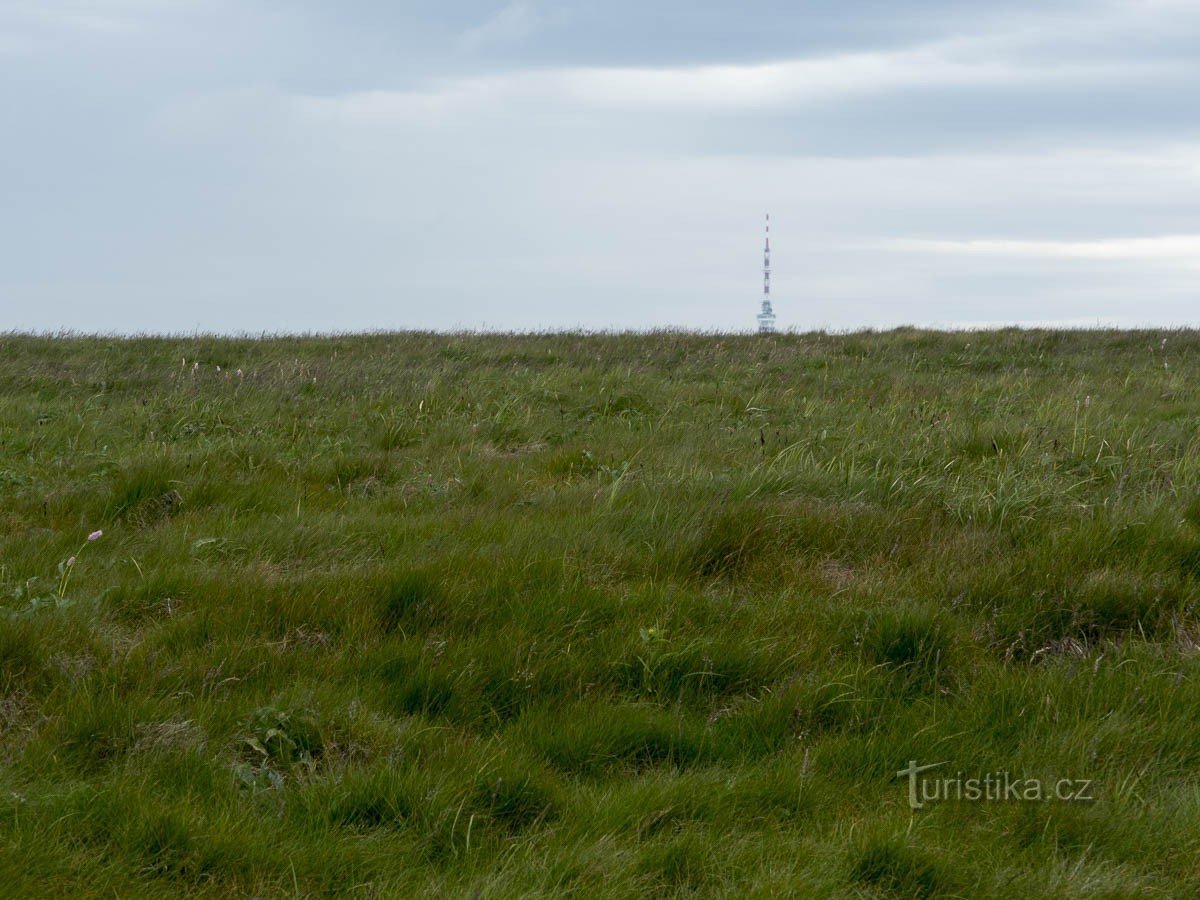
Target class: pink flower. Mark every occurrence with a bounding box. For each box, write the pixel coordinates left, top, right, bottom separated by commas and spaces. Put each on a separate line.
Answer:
88, 530, 103, 542
67, 556, 76, 567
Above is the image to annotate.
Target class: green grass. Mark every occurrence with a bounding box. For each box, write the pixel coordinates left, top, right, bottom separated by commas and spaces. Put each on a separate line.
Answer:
2, 328, 1199, 896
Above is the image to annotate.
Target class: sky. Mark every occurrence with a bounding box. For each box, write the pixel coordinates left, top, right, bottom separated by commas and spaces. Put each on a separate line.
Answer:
1, 0, 1198, 333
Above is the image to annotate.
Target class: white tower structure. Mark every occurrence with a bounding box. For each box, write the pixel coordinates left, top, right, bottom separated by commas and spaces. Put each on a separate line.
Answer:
756, 213, 776, 334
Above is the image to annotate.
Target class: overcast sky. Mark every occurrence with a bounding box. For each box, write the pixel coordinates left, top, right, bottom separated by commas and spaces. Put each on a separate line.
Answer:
2, 0, 1198, 332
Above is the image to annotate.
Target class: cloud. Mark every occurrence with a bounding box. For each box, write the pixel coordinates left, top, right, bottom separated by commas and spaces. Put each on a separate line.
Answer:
459, 1, 548, 52
883, 235, 1200, 264
0, 0, 188, 33
293, 35, 1193, 127
554, 46, 1182, 112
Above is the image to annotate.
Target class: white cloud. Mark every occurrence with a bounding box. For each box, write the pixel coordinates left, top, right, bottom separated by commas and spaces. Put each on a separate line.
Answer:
553, 50, 1174, 112
0, 0, 190, 33
459, 1, 547, 52
883, 235, 1200, 264
294, 32, 1194, 124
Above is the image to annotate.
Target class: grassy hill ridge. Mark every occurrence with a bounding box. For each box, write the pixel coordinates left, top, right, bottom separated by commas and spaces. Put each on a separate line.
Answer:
2, 329, 1199, 896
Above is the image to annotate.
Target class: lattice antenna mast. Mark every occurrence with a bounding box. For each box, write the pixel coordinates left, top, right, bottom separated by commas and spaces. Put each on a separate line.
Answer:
756, 213, 777, 334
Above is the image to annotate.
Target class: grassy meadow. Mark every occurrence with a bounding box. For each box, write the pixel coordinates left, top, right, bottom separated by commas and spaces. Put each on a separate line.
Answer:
3, 329, 1200, 897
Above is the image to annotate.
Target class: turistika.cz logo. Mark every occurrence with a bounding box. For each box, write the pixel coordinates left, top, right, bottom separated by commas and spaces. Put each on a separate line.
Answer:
896, 761, 1096, 810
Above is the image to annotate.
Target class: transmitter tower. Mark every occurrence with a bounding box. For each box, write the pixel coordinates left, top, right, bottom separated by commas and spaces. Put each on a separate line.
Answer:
757, 213, 776, 334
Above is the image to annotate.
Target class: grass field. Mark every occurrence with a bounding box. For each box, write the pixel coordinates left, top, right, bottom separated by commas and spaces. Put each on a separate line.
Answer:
2, 329, 1200, 897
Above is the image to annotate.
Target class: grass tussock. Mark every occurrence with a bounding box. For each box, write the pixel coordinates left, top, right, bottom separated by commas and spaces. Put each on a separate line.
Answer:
849, 835, 956, 898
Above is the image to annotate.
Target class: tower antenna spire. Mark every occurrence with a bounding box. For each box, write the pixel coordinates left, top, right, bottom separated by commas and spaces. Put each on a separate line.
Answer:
756, 213, 776, 334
